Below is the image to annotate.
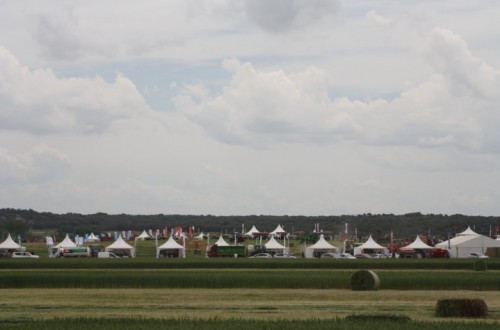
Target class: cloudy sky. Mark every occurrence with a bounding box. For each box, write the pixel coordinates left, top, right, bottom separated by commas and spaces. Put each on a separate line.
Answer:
1, 0, 500, 216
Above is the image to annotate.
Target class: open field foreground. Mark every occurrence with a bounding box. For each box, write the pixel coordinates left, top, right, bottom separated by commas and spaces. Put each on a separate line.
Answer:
0, 289, 499, 328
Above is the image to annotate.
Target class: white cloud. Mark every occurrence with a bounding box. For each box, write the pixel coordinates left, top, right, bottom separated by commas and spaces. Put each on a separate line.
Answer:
0, 46, 150, 134
174, 31, 500, 153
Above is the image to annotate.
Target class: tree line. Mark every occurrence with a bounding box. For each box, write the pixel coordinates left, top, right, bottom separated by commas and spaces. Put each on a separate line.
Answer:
1, 208, 499, 241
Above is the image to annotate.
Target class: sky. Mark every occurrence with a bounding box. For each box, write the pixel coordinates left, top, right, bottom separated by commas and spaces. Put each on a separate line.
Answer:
1, 0, 500, 216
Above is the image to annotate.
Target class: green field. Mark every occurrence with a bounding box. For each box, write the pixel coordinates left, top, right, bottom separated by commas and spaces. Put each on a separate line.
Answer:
1, 242, 499, 329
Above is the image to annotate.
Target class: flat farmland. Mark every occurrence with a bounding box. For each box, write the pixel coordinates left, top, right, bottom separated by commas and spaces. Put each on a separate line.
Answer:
1, 288, 499, 322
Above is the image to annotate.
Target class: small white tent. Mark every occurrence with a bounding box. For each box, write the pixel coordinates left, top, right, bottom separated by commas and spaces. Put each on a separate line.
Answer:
54, 234, 77, 248
156, 236, 185, 258
215, 236, 230, 247
265, 236, 285, 249
86, 233, 100, 242
353, 235, 388, 256
269, 224, 286, 237
305, 234, 339, 258
0, 234, 22, 251
137, 230, 151, 241
193, 232, 205, 240
105, 236, 135, 257
49, 234, 77, 258
243, 225, 260, 238
402, 235, 434, 250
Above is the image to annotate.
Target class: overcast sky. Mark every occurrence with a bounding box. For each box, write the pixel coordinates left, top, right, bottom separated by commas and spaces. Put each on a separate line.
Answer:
1, 0, 500, 216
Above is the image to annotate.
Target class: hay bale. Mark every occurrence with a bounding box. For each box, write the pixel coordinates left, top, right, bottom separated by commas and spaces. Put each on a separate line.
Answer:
435, 298, 488, 317
350, 270, 380, 291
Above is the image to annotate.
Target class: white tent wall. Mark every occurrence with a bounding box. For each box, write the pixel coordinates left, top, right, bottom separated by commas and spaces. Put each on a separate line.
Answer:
156, 236, 186, 258
304, 235, 339, 258
435, 235, 500, 258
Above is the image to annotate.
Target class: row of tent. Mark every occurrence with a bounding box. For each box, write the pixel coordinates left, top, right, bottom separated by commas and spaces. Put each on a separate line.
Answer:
46, 234, 187, 258
3, 225, 500, 259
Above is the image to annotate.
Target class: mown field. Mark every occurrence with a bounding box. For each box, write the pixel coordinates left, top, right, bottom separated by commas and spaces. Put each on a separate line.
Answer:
1, 242, 499, 329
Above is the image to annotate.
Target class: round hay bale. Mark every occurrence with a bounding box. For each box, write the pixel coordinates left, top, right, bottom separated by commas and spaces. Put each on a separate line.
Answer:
350, 270, 380, 291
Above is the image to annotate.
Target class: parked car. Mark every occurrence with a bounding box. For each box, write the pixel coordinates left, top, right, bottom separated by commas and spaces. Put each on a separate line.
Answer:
249, 253, 273, 258
320, 253, 340, 259
11, 252, 39, 259
273, 253, 296, 259
469, 252, 489, 259
354, 253, 372, 259
338, 253, 356, 259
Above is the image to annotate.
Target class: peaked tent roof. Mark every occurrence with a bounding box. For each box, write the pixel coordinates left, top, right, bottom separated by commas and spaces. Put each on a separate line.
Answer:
105, 235, 134, 250
308, 234, 337, 250
215, 236, 229, 246
436, 234, 500, 248
457, 226, 480, 236
0, 234, 21, 250
157, 236, 184, 250
243, 225, 260, 237
54, 234, 77, 248
193, 232, 205, 240
357, 235, 386, 250
87, 233, 100, 241
137, 230, 150, 239
403, 235, 434, 249
265, 236, 285, 249
270, 224, 286, 235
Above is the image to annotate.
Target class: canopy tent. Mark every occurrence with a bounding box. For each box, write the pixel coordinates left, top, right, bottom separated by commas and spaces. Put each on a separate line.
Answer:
305, 234, 339, 258
457, 226, 480, 236
265, 236, 285, 250
137, 230, 151, 240
156, 235, 185, 258
193, 232, 205, 240
353, 235, 388, 255
54, 234, 77, 248
269, 224, 286, 237
48, 234, 78, 258
243, 225, 260, 238
0, 234, 22, 250
435, 234, 500, 258
214, 236, 230, 247
105, 235, 135, 257
86, 233, 100, 242
402, 235, 434, 250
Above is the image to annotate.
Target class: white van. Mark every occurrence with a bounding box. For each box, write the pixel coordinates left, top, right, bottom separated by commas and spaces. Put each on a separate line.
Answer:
97, 252, 120, 258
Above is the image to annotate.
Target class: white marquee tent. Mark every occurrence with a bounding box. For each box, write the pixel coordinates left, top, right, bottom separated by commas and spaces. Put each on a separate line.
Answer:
0, 234, 21, 251
402, 235, 434, 250
137, 230, 151, 240
353, 235, 388, 255
156, 236, 185, 258
193, 232, 205, 240
54, 234, 77, 249
243, 225, 260, 238
105, 235, 135, 257
435, 234, 500, 258
265, 236, 285, 249
86, 233, 100, 242
304, 234, 338, 258
214, 236, 230, 247
457, 226, 480, 236
269, 224, 286, 237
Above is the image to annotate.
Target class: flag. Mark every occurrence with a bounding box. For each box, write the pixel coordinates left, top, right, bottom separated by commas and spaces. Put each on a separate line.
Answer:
163, 227, 168, 238
174, 226, 183, 238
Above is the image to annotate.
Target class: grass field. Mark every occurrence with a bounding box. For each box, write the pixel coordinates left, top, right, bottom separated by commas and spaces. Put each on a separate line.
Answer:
1, 242, 500, 329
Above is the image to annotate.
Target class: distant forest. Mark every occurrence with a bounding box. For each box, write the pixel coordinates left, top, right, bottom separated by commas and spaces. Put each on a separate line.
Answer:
1, 208, 500, 241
